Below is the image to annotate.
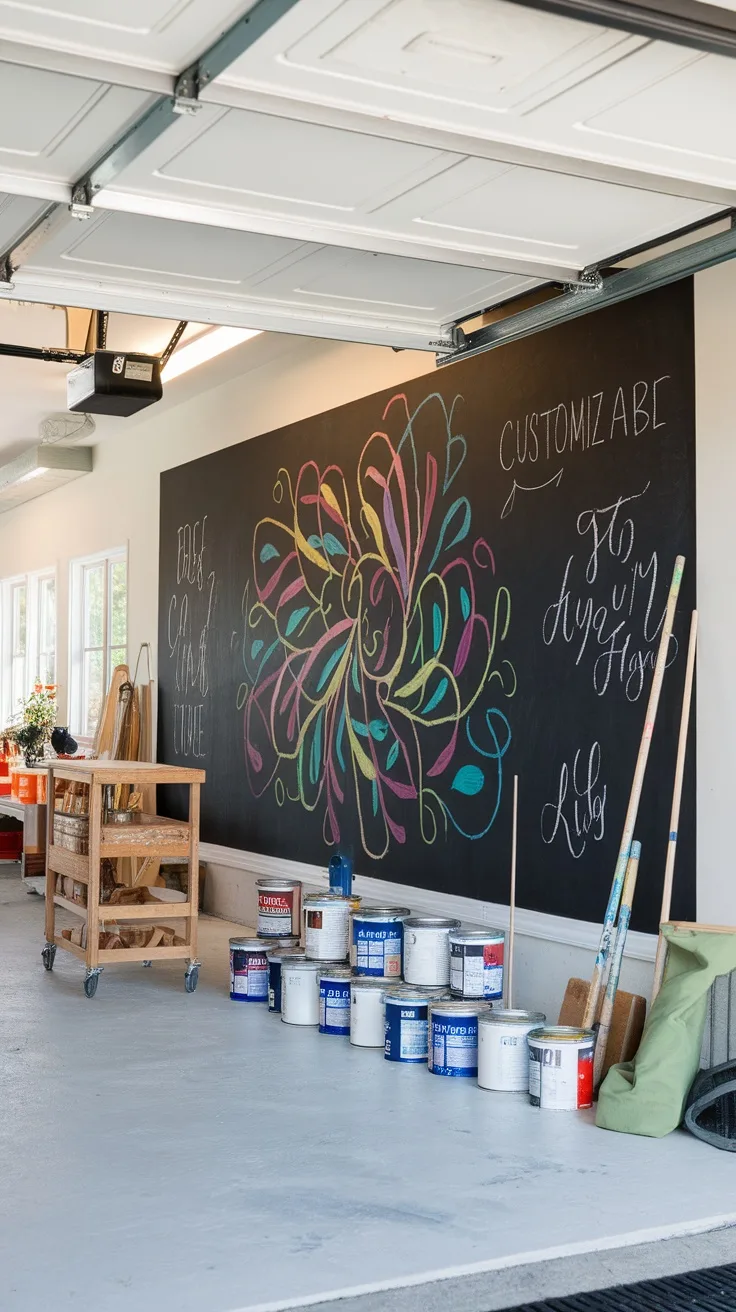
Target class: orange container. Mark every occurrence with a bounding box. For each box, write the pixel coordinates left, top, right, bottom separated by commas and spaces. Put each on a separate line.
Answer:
0, 760, 8, 777
17, 773, 38, 804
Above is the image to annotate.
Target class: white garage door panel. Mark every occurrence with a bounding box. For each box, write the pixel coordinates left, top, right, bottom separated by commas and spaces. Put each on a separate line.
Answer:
100, 103, 720, 273
7, 205, 540, 344
0, 192, 50, 249
50, 211, 314, 289
122, 105, 459, 214
0, 62, 155, 190
0, 0, 259, 74
260, 247, 535, 320
386, 161, 721, 265
211, 0, 736, 188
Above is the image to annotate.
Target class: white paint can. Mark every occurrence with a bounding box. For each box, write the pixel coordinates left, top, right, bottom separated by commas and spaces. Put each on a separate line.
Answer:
256, 877, 302, 937
304, 894, 351, 961
350, 977, 392, 1048
403, 916, 460, 986
449, 930, 505, 1000
528, 1026, 595, 1110
478, 1009, 547, 1092
281, 958, 321, 1026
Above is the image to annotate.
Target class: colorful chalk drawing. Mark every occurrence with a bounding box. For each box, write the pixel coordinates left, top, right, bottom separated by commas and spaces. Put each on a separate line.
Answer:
238, 392, 516, 860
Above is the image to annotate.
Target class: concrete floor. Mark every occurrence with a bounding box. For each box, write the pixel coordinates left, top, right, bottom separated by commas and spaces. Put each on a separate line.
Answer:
1, 870, 735, 1312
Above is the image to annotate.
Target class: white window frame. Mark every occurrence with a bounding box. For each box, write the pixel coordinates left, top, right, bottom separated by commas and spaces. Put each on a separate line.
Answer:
1, 568, 57, 725
69, 546, 128, 740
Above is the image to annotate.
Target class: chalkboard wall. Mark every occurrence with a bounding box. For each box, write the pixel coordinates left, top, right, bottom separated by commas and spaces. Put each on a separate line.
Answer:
158, 280, 696, 932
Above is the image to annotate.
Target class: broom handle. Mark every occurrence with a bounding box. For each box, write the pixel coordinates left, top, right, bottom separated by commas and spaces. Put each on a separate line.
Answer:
652, 609, 698, 1001
594, 842, 640, 1086
506, 775, 518, 1009
583, 555, 684, 1030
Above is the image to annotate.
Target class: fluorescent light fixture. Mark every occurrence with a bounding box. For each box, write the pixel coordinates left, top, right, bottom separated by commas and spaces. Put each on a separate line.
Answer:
0, 444, 92, 512
161, 326, 261, 381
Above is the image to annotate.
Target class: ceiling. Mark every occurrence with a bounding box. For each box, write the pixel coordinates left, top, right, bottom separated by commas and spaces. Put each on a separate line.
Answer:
0, 0, 733, 462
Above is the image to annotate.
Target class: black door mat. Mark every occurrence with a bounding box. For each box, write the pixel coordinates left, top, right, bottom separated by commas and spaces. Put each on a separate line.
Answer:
500, 1261, 736, 1311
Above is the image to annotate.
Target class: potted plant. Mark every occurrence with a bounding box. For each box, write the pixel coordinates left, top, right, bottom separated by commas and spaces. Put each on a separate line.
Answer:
10, 687, 56, 766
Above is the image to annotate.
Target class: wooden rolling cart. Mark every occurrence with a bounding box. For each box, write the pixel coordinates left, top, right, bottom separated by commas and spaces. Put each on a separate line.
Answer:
43, 760, 205, 998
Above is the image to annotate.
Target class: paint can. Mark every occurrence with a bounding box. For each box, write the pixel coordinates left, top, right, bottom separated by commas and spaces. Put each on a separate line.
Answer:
229, 937, 270, 1002
268, 950, 307, 1013
256, 877, 302, 938
281, 958, 321, 1026
527, 1026, 595, 1110
428, 1000, 490, 1077
351, 906, 411, 977
350, 977, 393, 1048
319, 966, 353, 1035
477, 1009, 547, 1092
304, 893, 351, 961
449, 930, 505, 1000
384, 985, 450, 1063
403, 917, 460, 986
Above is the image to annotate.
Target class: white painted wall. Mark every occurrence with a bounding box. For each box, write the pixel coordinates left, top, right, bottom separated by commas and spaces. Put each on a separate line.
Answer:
0, 268, 731, 1018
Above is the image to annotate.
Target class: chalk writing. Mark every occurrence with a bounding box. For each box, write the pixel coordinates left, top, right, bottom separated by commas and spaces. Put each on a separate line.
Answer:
541, 741, 606, 859
167, 515, 216, 758
542, 484, 676, 699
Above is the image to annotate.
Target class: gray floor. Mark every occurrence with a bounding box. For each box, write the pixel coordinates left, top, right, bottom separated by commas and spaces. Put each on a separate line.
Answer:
1, 871, 734, 1312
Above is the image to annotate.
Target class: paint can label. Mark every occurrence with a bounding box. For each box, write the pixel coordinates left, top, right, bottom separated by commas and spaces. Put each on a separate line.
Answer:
230, 948, 269, 1002
529, 1039, 594, 1110
268, 958, 282, 1012
319, 980, 351, 1035
384, 1002, 429, 1063
258, 889, 294, 937
429, 1015, 479, 1077
305, 901, 350, 960
353, 920, 403, 977
450, 940, 504, 999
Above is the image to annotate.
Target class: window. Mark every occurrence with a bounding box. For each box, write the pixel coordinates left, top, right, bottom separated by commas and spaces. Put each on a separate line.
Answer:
70, 548, 127, 738
0, 569, 56, 724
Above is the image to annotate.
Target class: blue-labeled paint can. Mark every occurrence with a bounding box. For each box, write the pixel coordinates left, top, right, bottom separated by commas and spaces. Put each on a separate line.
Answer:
229, 938, 270, 1002
319, 967, 353, 1035
428, 1000, 490, 1077
352, 906, 411, 978
384, 986, 450, 1063
268, 950, 306, 1013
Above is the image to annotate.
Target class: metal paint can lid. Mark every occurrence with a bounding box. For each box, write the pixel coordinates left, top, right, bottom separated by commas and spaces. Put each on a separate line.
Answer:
528, 1025, 595, 1044
385, 985, 452, 1003
283, 958, 320, 973
449, 930, 505, 945
350, 976, 394, 991
229, 937, 268, 951
259, 936, 300, 950
429, 1000, 492, 1018
304, 893, 352, 906
479, 1009, 546, 1027
319, 966, 353, 981
268, 950, 307, 965
353, 906, 411, 921
404, 917, 461, 930
256, 877, 302, 889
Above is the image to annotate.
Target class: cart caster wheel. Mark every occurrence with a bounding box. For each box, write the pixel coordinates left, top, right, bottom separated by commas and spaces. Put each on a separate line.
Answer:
83, 969, 102, 998
42, 943, 56, 971
184, 964, 200, 993
142, 960, 152, 967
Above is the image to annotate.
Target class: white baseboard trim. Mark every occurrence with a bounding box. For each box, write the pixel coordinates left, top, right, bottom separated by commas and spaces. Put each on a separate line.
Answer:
200, 842, 657, 963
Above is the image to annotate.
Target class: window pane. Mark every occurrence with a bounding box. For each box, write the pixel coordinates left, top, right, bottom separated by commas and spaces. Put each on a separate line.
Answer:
83, 649, 104, 737
12, 584, 26, 658
38, 576, 56, 685
110, 560, 127, 648
84, 564, 104, 648
11, 654, 25, 715
109, 646, 126, 680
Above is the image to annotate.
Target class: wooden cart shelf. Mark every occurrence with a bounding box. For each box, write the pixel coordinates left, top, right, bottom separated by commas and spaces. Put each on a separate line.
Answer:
44, 760, 205, 998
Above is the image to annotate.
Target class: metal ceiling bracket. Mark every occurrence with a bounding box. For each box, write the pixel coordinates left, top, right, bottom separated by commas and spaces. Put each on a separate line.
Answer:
505, 0, 736, 60
436, 221, 736, 366
175, 0, 303, 100
160, 320, 189, 367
